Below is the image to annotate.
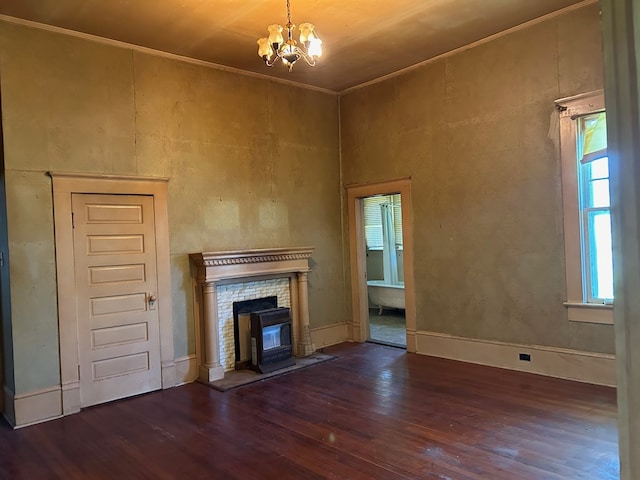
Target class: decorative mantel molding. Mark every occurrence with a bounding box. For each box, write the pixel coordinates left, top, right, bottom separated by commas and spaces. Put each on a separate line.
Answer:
200, 247, 314, 266
189, 247, 316, 382
192, 247, 314, 283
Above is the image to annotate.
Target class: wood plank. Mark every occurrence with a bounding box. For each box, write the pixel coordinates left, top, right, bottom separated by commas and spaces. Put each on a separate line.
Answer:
0, 342, 619, 479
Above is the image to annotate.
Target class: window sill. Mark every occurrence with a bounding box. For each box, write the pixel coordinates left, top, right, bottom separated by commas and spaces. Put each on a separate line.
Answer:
564, 302, 614, 325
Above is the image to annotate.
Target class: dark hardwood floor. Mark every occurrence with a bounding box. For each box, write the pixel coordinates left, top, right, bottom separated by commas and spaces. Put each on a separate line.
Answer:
0, 342, 619, 479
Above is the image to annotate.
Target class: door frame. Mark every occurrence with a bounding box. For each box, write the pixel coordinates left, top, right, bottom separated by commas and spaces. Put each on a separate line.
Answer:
346, 178, 416, 352
51, 173, 175, 415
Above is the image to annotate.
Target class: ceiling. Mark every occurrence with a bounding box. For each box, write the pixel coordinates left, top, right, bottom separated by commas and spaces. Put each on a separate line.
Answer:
0, 0, 587, 93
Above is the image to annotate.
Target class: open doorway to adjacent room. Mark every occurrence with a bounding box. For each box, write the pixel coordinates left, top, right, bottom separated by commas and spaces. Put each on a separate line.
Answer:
346, 178, 416, 352
362, 193, 406, 347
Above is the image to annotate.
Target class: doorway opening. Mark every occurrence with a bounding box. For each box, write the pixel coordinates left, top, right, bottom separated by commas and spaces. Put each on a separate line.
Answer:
362, 193, 406, 347
346, 178, 415, 352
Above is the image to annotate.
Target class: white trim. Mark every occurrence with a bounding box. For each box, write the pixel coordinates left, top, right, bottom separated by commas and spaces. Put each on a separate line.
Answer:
556, 90, 606, 117
48, 172, 170, 183
311, 323, 348, 349
564, 302, 614, 324
5, 385, 63, 428
174, 355, 198, 386
346, 178, 416, 353
161, 360, 177, 390
0, 14, 337, 96
61, 380, 80, 415
416, 331, 616, 387
51, 174, 176, 416
556, 90, 612, 323
339, 0, 598, 95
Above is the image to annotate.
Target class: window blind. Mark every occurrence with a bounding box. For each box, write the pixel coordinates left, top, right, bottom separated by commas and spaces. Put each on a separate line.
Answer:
363, 194, 403, 249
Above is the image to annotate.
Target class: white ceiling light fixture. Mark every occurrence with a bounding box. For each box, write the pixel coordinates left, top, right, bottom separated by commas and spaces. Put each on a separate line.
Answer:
257, 0, 322, 72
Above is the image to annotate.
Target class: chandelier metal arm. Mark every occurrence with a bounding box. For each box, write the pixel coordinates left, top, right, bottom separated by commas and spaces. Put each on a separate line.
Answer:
297, 48, 317, 67
256, 0, 322, 72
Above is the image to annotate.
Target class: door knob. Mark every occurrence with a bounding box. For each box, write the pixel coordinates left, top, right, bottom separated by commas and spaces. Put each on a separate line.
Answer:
148, 294, 158, 310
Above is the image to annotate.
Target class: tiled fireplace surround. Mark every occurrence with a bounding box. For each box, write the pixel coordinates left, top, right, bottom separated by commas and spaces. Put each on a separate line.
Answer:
190, 247, 316, 382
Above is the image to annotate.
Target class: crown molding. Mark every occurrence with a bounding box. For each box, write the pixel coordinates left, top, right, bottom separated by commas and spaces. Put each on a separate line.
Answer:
0, 14, 338, 96
338, 0, 599, 95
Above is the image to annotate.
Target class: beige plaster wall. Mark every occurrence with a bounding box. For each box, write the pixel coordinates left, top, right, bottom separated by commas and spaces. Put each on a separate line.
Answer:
340, 4, 615, 354
0, 22, 344, 394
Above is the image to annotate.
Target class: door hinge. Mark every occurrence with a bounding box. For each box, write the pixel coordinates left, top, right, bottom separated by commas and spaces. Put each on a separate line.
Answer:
78, 365, 80, 379
71, 212, 75, 229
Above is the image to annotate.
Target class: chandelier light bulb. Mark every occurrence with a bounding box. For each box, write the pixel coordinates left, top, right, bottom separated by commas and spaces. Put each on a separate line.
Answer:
256, 0, 322, 71
257, 38, 274, 60
308, 38, 322, 58
267, 24, 284, 46
298, 23, 315, 43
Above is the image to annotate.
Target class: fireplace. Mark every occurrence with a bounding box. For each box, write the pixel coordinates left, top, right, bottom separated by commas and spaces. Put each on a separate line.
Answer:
233, 296, 278, 369
190, 247, 315, 382
250, 307, 295, 373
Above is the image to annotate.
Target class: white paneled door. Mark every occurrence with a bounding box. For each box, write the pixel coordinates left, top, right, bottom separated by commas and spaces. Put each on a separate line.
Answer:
72, 194, 162, 407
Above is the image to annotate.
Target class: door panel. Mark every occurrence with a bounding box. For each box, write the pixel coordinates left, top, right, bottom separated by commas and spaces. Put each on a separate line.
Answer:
87, 235, 145, 254
88, 264, 146, 285
91, 323, 148, 348
73, 194, 161, 408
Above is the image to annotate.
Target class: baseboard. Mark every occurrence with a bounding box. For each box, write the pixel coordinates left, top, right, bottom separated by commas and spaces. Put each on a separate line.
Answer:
174, 355, 198, 385
61, 380, 80, 415
5, 385, 63, 428
161, 360, 177, 389
406, 328, 417, 353
311, 323, 348, 349
416, 331, 616, 387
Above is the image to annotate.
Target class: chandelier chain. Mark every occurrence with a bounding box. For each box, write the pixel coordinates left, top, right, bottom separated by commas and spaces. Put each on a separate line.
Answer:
256, 0, 322, 71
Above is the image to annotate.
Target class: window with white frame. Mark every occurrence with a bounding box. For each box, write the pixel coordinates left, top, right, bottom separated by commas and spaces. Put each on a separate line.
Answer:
577, 112, 613, 302
363, 194, 403, 250
557, 90, 614, 323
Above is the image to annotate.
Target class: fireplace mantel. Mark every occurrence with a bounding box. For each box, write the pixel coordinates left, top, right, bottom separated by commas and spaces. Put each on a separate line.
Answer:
190, 247, 316, 382
192, 246, 315, 282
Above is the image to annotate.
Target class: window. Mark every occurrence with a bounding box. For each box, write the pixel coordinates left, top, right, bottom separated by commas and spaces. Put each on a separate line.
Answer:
363, 194, 403, 250
577, 112, 613, 302
557, 91, 614, 324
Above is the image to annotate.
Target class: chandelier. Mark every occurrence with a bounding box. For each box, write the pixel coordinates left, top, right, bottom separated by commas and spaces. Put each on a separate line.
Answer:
256, 0, 322, 72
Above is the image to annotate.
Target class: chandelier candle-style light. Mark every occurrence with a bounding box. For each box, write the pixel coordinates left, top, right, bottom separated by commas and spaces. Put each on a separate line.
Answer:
257, 0, 322, 71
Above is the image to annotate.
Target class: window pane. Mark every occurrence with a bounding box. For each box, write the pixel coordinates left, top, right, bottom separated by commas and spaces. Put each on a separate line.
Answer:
588, 211, 614, 300
590, 157, 609, 179
579, 112, 607, 163
578, 111, 613, 302
364, 194, 403, 249
589, 179, 610, 208
364, 225, 383, 249
393, 203, 403, 248
363, 196, 387, 249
